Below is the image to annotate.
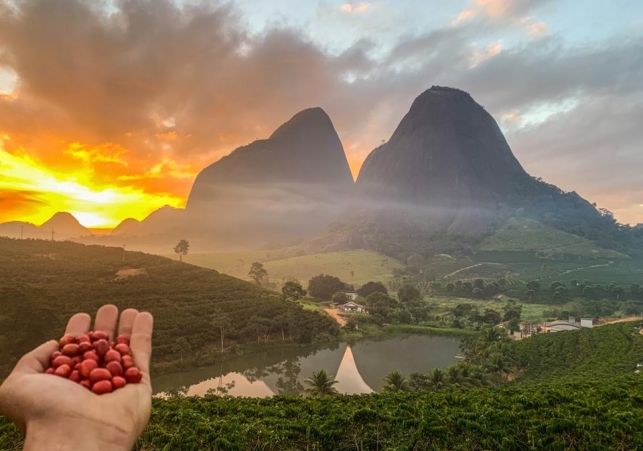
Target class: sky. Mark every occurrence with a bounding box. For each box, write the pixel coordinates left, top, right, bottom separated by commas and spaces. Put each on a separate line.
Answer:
0, 0, 642, 228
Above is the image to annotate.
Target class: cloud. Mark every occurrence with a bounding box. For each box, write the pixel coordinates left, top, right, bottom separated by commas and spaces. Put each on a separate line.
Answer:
461, 0, 552, 20
455, 0, 551, 36
528, 21, 549, 36
0, 0, 641, 226
469, 41, 503, 68
340, 3, 373, 14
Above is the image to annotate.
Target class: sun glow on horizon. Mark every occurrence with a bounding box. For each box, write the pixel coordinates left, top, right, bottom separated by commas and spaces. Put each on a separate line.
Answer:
0, 142, 185, 228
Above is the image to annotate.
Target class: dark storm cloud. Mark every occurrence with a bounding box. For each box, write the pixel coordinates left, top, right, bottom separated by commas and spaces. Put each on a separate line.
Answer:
0, 0, 641, 223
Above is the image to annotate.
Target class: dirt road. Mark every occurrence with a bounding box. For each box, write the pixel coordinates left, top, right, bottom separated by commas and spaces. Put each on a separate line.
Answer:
597, 316, 643, 326
324, 308, 347, 326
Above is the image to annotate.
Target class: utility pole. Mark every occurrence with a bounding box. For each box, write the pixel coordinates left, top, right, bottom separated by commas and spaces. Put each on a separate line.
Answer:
51, 228, 55, 242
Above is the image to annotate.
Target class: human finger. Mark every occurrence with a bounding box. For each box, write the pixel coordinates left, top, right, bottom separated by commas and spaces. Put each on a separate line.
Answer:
64, 313, 91, 336
130, 312, 153, 387
93, 304, 119, 340
14, 340, 59, 374
117, 308, 139, 338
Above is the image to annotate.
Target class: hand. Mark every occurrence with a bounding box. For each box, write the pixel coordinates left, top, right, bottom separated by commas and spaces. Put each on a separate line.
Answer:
0, 305, 154, 451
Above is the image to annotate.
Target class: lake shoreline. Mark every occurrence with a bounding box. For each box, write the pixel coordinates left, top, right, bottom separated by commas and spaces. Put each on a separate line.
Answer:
151, 324, 477, 377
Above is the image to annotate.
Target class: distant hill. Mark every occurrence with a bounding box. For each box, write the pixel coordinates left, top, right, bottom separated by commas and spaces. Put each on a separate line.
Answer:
0, 212, 92, 240
0, 237, 338, 377
0, 221, 41, 239
185, 107, 354, 247
478, 217, 629, 259
40, 212, 92, 238
110, 218, 141, 237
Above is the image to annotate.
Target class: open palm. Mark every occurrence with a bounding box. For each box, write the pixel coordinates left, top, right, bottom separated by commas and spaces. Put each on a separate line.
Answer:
0, 305, 154, 451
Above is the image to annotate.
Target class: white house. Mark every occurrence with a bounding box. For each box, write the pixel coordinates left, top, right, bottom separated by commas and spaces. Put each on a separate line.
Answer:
580, 318, 593, 328
340, 301, 364, 313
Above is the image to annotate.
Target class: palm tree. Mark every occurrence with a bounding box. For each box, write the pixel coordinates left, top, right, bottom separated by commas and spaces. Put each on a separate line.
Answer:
381, 371, 411, 393
425, 368, 451, 392
446, 365, 470, 388
485, 353, 513, 383
304, 369, 339, 396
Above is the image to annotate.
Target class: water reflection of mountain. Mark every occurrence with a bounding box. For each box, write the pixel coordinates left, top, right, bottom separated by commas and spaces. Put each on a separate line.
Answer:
153, 342, 344, 395
154, 335, 460, 396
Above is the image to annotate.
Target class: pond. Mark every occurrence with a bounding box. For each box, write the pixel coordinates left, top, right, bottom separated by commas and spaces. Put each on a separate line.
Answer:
153, 334, 462, 397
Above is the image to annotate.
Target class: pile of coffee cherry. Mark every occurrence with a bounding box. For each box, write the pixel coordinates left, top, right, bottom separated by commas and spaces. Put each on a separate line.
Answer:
46, 331, 142, 394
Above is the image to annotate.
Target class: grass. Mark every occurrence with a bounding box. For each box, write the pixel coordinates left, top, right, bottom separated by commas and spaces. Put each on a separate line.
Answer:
299, 300, 326, 312
425, 295, 569, 322
176, 249, 402, 287
478, 217, 629, 259
383, 324, 478, 337
165, 250, 269, 279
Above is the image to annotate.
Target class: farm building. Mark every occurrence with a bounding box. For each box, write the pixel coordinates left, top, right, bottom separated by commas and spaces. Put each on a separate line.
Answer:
340, 301, 364, 313
580, 318, 593, 328
544, 319, 582, 333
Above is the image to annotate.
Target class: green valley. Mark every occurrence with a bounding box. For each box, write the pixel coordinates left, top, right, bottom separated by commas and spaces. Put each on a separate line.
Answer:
0, 238, 338, 377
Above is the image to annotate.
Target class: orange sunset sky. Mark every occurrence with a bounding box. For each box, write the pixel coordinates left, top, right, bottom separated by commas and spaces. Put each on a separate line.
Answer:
1, 0, 642, 228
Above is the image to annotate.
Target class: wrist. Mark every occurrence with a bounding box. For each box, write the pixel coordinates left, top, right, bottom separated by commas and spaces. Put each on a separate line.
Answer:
24, 418, 132, 451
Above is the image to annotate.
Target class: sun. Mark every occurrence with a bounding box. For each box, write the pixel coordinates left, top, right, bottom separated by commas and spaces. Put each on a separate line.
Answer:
0, 145, 185, 228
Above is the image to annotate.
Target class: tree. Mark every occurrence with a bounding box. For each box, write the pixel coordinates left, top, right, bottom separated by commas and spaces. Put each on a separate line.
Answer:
282, 280, 306, 300
502, 300, 522, 322
331, 291, 349, 305
582, 285, 595, 300
245, 316, 271, 343
357, 281, 388, 297
173, 239, 189, 262
304, 369, 339, 396
453, 303, 475, 318
508, 317, 520, 334
473, 279, 485, 290
381, 371, 410, 393
173, 337, 191, 364
248, 262, 268, 285
308, 274, 348, 301
398, 284, 421, 303
446, 283, 455, 294
550, 281, 565, 291
482, 309, 502, 325
526, 281, 541, 292
425, 368, 450, 392
210, 310, 231, 353
526, 290, 535, 301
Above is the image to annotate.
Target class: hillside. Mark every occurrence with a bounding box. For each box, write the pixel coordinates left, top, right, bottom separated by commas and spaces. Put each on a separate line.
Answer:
178, 249, 402, 286
478, 217, 629, 259
516, 322, 643, 382
0, 238, 338, 377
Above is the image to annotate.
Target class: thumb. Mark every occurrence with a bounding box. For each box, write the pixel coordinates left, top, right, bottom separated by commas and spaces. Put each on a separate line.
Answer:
14, 340, 59, 374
